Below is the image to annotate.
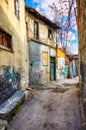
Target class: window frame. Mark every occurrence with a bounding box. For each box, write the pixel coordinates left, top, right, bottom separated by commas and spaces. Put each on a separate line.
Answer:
34, 21, 39, 39
48, 29, 53, 40
14, 0, 20, 19
0, 29, 12, 50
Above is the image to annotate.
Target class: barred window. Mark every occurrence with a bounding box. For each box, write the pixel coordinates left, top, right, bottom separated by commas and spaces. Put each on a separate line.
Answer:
0, 29, 12, 49
14, 0, 19, 19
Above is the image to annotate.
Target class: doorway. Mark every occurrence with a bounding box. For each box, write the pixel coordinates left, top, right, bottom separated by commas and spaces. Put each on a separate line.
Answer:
50, 57, 56, 81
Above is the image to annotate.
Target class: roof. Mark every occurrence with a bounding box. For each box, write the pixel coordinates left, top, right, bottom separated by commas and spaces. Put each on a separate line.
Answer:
66, 54, 78, 60
25, 6, 60, 29
65, 61, 71, 65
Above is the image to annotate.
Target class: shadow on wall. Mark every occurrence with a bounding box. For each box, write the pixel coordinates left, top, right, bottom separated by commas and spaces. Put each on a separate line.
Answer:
0, 66, 20, 90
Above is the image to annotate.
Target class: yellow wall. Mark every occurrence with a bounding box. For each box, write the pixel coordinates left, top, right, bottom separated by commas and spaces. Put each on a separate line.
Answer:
56, 48, 66, 79
57, 48, 66, 58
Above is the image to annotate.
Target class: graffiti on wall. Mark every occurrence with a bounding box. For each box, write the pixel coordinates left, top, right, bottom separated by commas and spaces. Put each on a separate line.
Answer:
0, 66, 20, 90
0, 66, 20, 104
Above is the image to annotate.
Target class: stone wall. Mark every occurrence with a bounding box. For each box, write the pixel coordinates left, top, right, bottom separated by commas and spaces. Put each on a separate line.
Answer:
78, 0, 86, 83
77, 0, 86, 118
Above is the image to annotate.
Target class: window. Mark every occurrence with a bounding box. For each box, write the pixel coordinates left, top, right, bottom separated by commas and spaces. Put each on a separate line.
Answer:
34, 21, 39, 39
0, 29, 12, 49
48, 29, 53, 40
14, 0, 19, 19
42, 52, 48, 66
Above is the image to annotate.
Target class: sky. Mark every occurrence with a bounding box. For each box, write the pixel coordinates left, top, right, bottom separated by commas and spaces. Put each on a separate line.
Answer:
25, 0, 78, 54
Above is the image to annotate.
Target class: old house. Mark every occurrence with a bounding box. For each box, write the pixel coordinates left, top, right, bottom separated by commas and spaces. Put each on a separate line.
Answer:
56, 48, 66, 79
0, 0, 29, 91
0, 0, 29, 121
25, 6, 60, 86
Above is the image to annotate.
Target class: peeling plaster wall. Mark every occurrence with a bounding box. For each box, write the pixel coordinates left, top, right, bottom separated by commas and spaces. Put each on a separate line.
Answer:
26, 12, 56, 48
41, 45, 49, 83
77, 0, 86, 81
29, 41, 56, 86
0, 0, 29, 91
26, 11, 57, 86
77, 0, 86, 116
29, 42, 41, 85
81, 0, 86, 67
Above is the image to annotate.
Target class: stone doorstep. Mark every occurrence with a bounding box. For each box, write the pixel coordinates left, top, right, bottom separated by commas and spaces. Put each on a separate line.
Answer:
0, 91, 25, 121
24, 88, 33, 100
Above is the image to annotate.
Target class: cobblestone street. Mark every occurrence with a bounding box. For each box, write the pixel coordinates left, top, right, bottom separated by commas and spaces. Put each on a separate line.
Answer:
9, 78, 85, 130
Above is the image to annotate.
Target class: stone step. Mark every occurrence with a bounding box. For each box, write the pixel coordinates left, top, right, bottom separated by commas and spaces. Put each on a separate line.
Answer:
0, 91, 25, 121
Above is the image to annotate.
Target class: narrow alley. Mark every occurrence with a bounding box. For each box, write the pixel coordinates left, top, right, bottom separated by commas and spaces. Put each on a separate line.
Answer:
1, 1, 86, 130
9, 78, 85, 130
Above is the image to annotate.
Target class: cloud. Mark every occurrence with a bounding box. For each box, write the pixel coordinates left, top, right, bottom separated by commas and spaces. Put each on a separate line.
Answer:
68, 31, 76, 40
32, 0, 61, 20
68, 42, 78, 54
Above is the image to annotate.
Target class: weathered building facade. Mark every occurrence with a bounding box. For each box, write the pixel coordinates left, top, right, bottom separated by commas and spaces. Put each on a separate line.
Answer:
77, 0, 86, 84
77, 0, 86, 118
56, 48, 66, 79
25, 7, 59, 86
0, 0, 29, 91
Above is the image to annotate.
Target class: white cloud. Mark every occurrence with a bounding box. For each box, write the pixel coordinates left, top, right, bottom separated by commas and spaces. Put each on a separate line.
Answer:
33, 0, 77, 21
33, 0, 61, 20
67, 31, 76, 40
67, 42, 78, 54
70, 16, 77, 29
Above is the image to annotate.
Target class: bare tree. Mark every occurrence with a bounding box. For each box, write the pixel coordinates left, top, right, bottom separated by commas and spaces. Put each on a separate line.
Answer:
49, 0, 77, 51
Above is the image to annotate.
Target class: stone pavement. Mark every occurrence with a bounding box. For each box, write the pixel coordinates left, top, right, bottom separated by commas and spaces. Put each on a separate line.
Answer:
9, 78, 86, 130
